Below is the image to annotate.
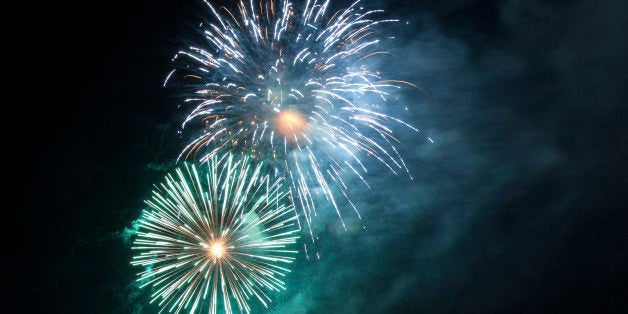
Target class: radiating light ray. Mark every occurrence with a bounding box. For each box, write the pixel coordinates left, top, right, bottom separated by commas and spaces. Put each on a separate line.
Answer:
168, 0, 418, 241
131, 154, 299, 313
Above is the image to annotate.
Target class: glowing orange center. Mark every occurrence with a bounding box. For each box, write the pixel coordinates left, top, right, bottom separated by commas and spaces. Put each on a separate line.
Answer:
275, 110, 308, 139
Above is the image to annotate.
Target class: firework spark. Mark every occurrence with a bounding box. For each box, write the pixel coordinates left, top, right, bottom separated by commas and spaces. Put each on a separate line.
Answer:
131, 154, 299, 313
168, 0, 418, 238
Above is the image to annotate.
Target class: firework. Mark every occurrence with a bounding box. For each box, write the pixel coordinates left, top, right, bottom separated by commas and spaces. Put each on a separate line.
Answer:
168, 0, 418, 237
131, 154, 299, 313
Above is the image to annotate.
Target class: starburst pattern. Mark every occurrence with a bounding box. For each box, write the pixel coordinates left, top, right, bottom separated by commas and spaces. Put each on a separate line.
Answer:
131, 154, 299, 313
167, 0, 418, 237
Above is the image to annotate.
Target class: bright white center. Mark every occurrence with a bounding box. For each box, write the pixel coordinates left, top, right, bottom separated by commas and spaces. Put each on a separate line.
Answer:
210, 243, 225, 259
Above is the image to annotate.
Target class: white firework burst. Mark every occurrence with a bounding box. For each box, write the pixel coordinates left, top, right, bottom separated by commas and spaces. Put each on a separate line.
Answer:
167, 0, 418, 239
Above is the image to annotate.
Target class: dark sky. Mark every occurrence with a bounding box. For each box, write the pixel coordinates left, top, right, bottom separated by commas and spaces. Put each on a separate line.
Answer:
29, 0, 627, 313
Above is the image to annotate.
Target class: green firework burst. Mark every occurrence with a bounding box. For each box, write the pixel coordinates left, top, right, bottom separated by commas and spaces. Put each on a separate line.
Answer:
131, 153, 300, 313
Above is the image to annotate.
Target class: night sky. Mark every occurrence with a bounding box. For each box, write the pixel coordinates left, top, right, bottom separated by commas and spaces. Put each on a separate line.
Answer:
29, 0, 627, 313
